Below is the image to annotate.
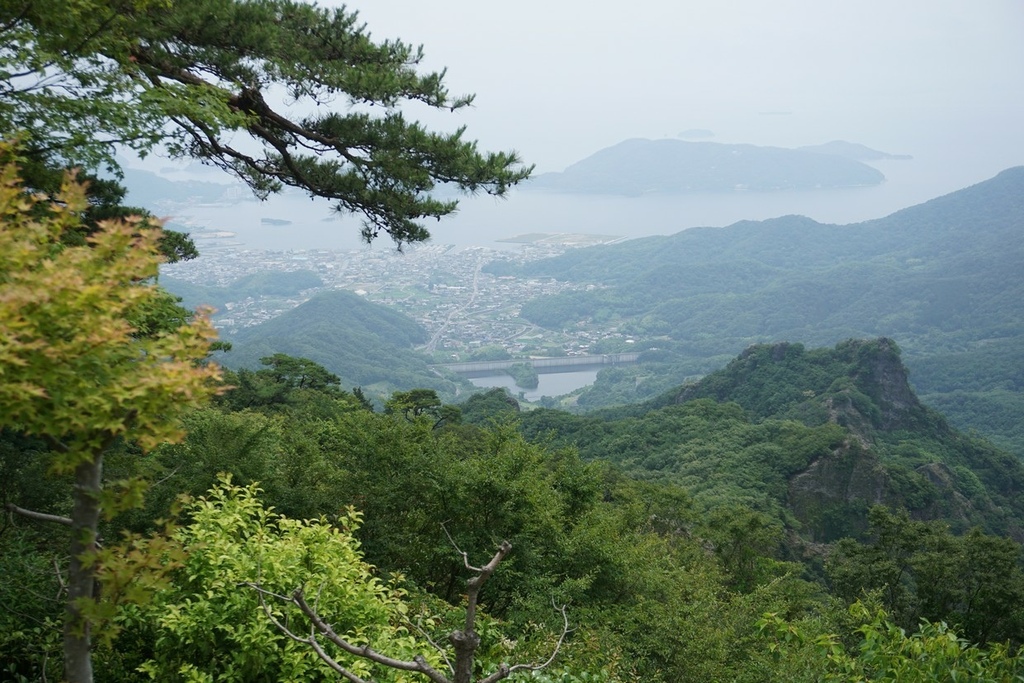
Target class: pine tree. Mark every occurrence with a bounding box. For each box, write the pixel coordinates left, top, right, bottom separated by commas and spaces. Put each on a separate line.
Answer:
1, 0, 532, 245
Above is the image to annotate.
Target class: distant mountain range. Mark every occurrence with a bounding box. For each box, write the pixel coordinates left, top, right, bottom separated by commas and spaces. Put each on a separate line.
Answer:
162, 270, 324, 314
491, 167, 1024, 454
121, 166, 236, 208
525, 138, 888, 195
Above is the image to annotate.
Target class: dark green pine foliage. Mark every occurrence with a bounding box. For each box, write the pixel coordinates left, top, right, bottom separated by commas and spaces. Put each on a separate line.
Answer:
2, 0, 531, 245
131, 0, 534, 243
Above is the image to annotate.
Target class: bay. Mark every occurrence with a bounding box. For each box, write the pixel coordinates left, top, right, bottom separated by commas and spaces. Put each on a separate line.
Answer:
161, 155, 1010, 252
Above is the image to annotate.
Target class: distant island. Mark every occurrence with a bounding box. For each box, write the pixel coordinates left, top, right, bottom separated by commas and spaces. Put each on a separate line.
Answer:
798, 140, 912, 161
525, 138, 887, 196
122, 166, 236, 207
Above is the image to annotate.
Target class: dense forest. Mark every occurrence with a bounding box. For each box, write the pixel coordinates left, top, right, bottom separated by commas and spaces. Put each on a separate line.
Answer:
5, 185, 1024, 681
8, 324, 1024, 679
218, 290, 474, 402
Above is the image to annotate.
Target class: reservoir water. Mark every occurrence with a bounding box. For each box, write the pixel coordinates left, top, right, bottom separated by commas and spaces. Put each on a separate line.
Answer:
467, 368, 601, 401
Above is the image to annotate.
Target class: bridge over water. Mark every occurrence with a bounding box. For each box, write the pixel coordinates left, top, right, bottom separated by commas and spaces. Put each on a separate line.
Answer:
435, 352, 641, 376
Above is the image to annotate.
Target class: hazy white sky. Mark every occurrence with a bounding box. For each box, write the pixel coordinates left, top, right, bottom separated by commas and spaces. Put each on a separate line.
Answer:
328, 0, 1024, 176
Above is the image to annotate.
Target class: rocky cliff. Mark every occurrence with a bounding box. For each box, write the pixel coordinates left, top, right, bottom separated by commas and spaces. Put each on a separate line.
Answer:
672, 338, 1024, 540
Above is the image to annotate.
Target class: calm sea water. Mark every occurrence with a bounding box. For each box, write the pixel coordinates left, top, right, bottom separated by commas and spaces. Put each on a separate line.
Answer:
164, 154, 1019, 253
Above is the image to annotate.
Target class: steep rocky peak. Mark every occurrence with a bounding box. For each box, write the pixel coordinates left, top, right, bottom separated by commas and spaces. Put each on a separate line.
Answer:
835, 338, 932, 432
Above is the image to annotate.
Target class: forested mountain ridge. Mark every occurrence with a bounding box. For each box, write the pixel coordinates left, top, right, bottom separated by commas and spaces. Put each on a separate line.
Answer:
500, 166, 1024, 281
161, 269, 324, 314
507, 338, 1024, 543
490, 167, 1024, 453
220, 289, 470, 402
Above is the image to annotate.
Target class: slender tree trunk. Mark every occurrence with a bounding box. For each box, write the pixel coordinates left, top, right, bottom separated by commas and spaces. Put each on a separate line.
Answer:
450, 629, 481, 683
449, 539, 510, 683
64, 454, 102, 683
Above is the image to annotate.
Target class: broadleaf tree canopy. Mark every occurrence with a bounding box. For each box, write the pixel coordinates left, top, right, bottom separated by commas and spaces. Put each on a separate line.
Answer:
1, 0, 532, 245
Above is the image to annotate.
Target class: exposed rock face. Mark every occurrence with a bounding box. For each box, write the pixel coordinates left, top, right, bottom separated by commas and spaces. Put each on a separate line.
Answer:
787, 441, 894, 542
846, 337, 931, 431
667, 337, 1024, 540
789, 340, 995, 538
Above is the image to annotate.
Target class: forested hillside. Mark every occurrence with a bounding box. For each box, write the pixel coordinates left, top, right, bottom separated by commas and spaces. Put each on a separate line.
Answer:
491, 167, 1024, 453
510, 339, 1024, 541
221, 289, 471, 402
5, 170, 1024, 678
161, 269, 324, 313
10, 336, 1024, 680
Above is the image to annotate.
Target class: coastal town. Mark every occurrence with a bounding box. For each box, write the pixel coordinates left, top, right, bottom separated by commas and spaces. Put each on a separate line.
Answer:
161, 231, 633, 361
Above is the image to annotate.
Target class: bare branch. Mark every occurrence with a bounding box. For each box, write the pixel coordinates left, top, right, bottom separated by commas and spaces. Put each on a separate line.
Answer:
247, 582, 306, 641
292, 588, 451, 683
41, 434, 70, 454
6, 503, 73, 527
53, 556, 66, 600
464, 540, 512, 635
471, 541, 512, 588
244, 582, 293, 604
306, 635, 369, 683
491, 604, 572, 683
410, 617, 454, 675
249, 538, 567, 683
441, 522, 479, 572
449, 540, 513, 683
247, 581, 370, 683
149, 465, 181, 490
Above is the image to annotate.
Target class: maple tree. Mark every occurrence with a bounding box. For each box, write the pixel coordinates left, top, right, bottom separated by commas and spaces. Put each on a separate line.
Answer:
0, 156, 222, 682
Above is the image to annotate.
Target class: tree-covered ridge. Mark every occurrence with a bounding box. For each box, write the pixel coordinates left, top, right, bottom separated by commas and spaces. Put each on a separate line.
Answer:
499, 166, 1024, 282
491, 167, 1024, 453
511, 339, 1024, 542
161, 269, 325, 313
220, 289, 470, 403
524, 138, 884, 195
